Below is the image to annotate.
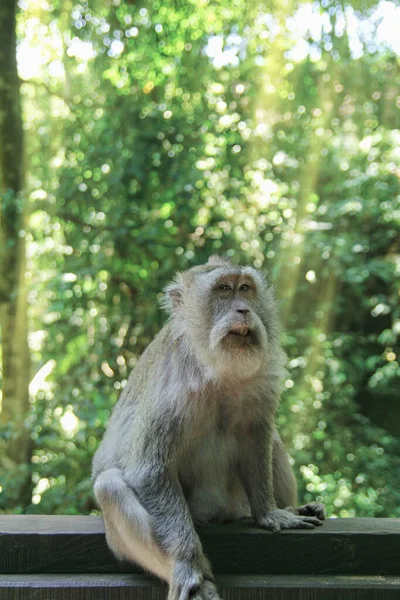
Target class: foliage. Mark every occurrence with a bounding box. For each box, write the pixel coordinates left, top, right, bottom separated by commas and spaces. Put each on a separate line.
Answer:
0, 0, 399, 517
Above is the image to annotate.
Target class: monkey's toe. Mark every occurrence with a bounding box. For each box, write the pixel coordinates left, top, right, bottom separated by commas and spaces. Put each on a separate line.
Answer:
192, 580, 221, 600
168, 562, 205, 600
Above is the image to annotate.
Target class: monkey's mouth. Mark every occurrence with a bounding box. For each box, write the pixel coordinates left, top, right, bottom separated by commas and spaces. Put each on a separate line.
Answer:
228, 326, 249, 337
224, 324, 258, 347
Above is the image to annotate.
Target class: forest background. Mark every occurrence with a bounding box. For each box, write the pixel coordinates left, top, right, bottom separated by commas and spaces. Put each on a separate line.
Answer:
0, 0, 399, 517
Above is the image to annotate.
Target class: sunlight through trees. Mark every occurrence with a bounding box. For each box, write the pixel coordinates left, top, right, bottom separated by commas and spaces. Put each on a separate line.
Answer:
0, 0, 399, 516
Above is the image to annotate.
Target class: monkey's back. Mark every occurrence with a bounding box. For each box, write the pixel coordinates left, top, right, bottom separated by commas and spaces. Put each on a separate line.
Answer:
92, 324, 175, 479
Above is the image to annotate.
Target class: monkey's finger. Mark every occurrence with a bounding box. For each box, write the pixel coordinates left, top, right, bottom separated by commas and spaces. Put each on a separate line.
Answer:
297, 502, 326, 520
258, 521, 281, 532
312, 503, 326, 520
292, 518, 323, 529
293, 521, 316, 529
299, 516, 323, 526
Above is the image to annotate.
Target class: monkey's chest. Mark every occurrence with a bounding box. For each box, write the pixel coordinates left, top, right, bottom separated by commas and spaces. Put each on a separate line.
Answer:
178, 428, 250, 523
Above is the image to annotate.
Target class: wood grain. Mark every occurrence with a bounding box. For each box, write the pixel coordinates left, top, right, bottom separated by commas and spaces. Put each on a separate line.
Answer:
1, 517, 400, 576
1, 574, 400, 600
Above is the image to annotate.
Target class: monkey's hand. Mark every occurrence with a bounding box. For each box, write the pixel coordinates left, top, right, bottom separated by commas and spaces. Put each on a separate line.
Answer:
168, 555, 216, 600
256, 508, 323, 532
295, 501, 326, 520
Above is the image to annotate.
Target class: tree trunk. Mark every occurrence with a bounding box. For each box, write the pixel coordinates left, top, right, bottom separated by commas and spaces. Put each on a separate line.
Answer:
0, 0, 32, 508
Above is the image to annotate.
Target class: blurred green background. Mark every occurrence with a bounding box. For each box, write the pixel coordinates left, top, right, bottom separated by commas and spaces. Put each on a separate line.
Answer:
0, 0, 399, 517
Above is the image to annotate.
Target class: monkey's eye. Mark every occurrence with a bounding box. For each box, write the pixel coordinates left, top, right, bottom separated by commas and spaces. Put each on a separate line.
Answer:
239, 283, 251, 291
218, 283, 232, 292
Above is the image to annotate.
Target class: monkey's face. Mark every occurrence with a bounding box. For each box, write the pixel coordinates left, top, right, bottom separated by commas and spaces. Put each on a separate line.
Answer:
163, 258, 280, 380
187, 267, 272, 378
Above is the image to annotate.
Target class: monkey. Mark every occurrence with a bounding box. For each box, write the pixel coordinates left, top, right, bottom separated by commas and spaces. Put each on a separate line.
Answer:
92, 256, 325, 600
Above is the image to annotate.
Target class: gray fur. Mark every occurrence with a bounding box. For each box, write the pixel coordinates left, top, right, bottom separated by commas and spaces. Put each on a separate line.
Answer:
92, 256, 324, 600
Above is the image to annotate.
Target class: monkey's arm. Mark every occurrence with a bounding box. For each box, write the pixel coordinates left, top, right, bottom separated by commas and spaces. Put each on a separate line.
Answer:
241, 419, 323, 532
240, 421, 277, 518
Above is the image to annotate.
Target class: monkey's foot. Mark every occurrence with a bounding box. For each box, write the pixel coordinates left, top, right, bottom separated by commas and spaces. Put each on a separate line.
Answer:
257, 508, 323, 532
296, 501, 326, 520
193, 580, 221, 600
168, 558, 215, 600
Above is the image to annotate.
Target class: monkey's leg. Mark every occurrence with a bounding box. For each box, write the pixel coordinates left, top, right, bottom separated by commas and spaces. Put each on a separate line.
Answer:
129, 463, 218, 600
95, 468, 220, 600
94, 468, 171, 581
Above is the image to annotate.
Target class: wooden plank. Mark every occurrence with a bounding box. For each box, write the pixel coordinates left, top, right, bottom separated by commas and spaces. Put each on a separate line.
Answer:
1, 516, 400, 576
1, 574, 400, 600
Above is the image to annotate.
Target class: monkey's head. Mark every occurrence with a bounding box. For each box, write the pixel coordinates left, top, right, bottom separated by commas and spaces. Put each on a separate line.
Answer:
162, 256, 282, 380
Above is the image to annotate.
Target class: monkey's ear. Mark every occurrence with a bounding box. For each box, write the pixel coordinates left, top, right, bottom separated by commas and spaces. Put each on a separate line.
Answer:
160, 281, 183, 314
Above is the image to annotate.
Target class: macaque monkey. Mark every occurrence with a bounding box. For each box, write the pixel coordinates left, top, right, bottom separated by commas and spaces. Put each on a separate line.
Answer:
92, 256, 325, 600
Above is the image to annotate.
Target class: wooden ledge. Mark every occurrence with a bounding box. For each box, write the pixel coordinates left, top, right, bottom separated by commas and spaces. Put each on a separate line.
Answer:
1, 516, 400, 576
1, 574, 400, 600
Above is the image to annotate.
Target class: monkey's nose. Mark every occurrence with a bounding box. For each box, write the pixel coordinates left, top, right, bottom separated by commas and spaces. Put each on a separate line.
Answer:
237, 308, 249, 315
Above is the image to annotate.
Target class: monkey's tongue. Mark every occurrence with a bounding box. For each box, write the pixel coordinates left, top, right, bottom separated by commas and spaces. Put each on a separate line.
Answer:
229, 327, 249, 336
